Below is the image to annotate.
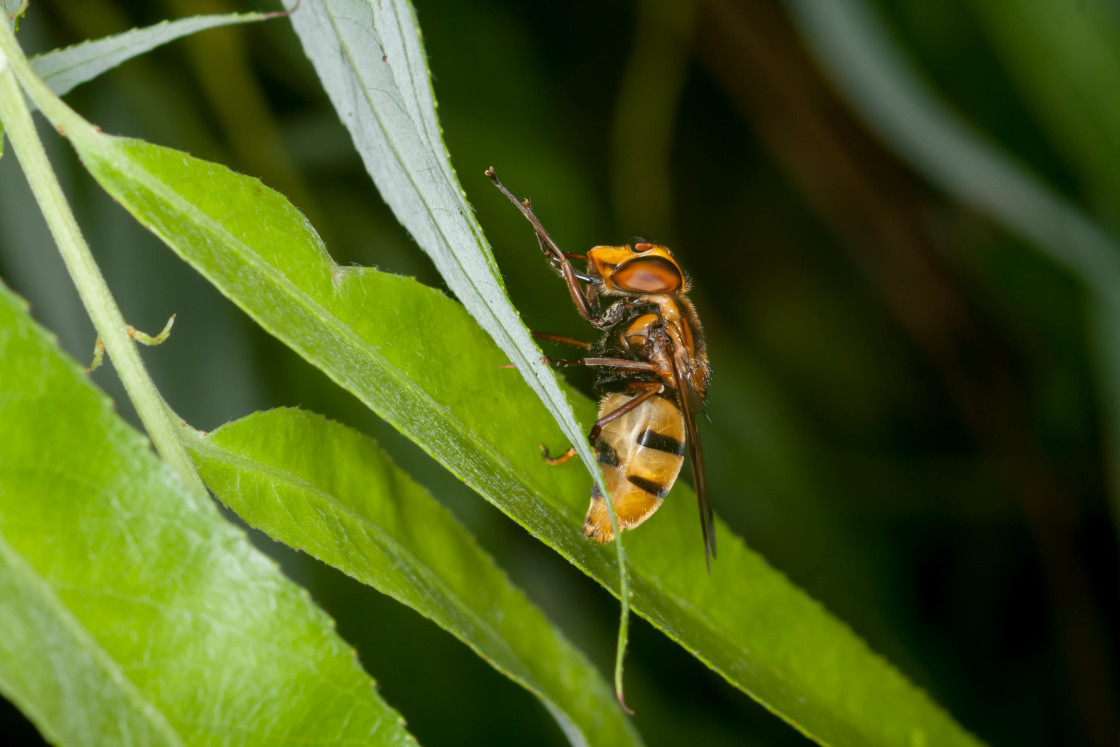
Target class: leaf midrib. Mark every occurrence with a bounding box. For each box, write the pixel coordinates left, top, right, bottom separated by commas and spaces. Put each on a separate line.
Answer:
187, 427, 592, 744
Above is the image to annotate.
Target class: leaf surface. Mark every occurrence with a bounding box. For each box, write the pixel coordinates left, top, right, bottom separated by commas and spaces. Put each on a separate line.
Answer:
187, 408, 641, 747
29, 12, 273, 102
0, 282, 415, 746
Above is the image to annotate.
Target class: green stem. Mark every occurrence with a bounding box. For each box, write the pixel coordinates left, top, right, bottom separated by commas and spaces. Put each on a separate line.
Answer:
613, 564, 631, 713
0, 28, 206, 496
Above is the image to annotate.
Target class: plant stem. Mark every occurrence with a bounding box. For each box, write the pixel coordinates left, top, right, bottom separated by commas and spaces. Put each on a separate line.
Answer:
0, 29, 207, 496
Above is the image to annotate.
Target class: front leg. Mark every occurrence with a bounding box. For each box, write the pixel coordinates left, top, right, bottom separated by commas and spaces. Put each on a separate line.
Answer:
486, 167, 598, 322
532, 331, 592, 350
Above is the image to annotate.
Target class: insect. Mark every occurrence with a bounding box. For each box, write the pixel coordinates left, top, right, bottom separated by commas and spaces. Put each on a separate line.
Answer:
486, 167, 716, 569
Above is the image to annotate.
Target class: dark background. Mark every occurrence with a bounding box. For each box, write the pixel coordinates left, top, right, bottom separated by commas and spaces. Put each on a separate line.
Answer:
1, 1, 1117, 745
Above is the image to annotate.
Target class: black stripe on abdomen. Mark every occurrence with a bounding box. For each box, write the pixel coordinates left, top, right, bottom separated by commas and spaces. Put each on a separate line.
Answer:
627, 474, 671, 499
596, 440, 622, 468
637, 428, 684, 456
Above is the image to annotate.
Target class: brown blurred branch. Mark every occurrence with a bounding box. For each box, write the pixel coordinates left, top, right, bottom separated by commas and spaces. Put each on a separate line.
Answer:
694, 0, 1116, 743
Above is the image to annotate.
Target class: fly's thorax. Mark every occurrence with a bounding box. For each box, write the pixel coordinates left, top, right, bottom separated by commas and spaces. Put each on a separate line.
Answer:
623, 312, 662, 350
587, 243, 685, 296
590, 300, 673, 394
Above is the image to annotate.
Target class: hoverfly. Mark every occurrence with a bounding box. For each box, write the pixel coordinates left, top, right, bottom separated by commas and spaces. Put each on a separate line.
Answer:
486, 168, 716, 569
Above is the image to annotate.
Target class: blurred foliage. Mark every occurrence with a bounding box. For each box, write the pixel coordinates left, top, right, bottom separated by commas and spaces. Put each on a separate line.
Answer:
0, 0, 1117, 745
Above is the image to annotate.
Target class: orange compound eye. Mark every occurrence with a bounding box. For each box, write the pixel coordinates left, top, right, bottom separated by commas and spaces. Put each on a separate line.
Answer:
612, 256, 683, 293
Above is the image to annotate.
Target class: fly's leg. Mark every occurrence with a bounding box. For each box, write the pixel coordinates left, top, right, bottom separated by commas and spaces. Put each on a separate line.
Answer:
496, 334, 592, 369
586, 382, 663, 444
541, 445, 577, 465
486, 167, 597, 322
544, 357, 657, 372
540, 382, 664, 466
536, 357, 659, 459
522, 336, 604, 456
532, 331, 592, 350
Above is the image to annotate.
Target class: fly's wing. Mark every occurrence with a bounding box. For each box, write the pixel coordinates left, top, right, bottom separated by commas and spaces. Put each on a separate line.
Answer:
672, 353, 716, 572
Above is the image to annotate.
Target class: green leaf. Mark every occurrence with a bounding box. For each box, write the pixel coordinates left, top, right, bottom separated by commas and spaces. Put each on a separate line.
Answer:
0, 281, 416, 746
283, 0, 609, 520
185, 408, 641, 747
28, 12, 275, 102
51, 120, 981, 746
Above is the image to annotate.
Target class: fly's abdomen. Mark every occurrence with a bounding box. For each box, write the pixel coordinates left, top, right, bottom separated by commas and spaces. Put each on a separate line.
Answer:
584, 392, 686, 542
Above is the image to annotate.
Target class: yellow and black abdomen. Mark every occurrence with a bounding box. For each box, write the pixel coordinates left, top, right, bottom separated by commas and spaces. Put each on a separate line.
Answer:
584, 392, 686, 542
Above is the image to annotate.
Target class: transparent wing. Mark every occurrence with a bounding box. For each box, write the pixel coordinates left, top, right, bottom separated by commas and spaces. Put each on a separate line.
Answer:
671, 353, 716, 571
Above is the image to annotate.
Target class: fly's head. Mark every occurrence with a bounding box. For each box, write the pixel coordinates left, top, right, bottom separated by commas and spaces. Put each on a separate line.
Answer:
587, 243, 685, 297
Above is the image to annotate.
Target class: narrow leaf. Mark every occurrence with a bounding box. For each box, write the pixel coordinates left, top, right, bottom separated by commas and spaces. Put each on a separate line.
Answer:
0, 282, 416, 746
54, 119, 981, 746
283, 0, 606, 521
186, 408, 641, 747
29, 12, 274, 101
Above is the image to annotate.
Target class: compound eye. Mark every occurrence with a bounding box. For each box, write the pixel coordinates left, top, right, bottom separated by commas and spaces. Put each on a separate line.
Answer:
634, 242, 654, 253
612, 256, 683, 293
